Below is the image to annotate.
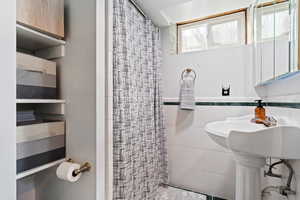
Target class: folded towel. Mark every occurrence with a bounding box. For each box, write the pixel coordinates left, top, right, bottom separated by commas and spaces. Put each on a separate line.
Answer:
17, 110, 36, 123
180, 73, 195, 110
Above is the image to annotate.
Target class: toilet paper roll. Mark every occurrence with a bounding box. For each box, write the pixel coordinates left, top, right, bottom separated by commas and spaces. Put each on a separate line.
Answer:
56, 162, 82, 183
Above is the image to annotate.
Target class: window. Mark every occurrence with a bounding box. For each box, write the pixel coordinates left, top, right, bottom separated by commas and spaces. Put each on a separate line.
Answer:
177, 11, 246, 54
256, 1, 290, 41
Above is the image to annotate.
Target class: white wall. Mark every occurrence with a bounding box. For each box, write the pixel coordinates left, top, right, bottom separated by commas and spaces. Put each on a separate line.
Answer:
161, 27, 257, 100
162, 18, 300, 199
165, 105, 253, 199
137, 0, 262, 26
162, 0, 255, 25
37, 0, 98, 199
96, 0, 107, 199
162, 19, 300, 199
161, 27, 256, 199
106, 0, 114, 199
0, 1, 16, 199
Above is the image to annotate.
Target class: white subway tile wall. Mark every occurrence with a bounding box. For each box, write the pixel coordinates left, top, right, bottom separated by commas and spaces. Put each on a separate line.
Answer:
164, 106, 253, 199
161, 25, 257, 200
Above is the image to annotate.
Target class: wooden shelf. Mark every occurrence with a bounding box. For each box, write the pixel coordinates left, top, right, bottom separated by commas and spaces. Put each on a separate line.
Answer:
17, 99, 66, 114
17, 24, 65, 50
17, 24, 66, 59
16, 158, 66, 180
17, 99, 66, 104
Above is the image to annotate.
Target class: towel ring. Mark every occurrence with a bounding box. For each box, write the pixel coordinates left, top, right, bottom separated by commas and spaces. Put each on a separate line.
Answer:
181, 68, 196, 81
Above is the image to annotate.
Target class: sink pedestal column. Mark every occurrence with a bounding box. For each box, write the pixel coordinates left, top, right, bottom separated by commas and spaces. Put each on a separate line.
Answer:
233, 152, 266, 200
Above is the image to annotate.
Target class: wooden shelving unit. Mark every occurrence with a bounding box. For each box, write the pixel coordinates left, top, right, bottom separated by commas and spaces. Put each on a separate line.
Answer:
17, 24, 67, 178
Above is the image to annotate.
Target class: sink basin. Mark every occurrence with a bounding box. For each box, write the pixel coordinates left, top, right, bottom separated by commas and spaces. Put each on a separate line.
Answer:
205, 115, 300, 200
205, 115, 300, 159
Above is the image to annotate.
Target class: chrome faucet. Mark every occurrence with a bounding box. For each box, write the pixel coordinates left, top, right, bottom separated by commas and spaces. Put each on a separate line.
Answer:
253, 116, 278, 127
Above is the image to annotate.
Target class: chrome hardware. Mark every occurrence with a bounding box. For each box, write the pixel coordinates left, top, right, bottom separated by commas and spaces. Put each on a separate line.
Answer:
181, 68, 197, 81
67, 159, 92, 177
252, 116, 278, 127
263, 160, 296, 197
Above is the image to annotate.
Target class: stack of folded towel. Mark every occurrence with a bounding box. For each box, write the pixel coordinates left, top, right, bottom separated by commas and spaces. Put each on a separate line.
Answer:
17, 110, 36, 125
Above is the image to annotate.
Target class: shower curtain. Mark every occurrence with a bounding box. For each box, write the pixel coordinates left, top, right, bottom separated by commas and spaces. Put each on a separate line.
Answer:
113, 0, 168, 199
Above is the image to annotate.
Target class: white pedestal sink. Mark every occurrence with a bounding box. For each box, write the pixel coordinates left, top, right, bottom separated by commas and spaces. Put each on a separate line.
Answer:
205, 115, 300, 200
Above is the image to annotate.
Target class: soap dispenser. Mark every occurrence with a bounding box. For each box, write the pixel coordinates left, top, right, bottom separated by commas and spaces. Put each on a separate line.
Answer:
255, 100, 266, 121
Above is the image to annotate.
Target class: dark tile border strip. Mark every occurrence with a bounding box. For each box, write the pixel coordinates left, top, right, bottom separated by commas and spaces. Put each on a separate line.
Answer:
164, 184, 226, 200
164, 102, 300, 109
265, 102, 300, 109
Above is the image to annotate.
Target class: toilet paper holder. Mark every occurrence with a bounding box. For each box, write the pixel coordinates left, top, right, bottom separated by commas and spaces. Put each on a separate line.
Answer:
67, 159, 92, 177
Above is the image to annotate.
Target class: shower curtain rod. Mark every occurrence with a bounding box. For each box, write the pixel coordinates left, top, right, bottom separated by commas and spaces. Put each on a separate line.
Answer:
129, 0, 147, 18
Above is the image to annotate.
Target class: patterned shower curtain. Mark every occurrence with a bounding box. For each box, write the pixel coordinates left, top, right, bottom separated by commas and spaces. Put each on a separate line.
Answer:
113, 0, 168, 199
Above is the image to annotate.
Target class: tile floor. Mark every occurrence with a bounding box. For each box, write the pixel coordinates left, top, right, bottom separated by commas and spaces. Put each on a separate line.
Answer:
155, 186, 210, 200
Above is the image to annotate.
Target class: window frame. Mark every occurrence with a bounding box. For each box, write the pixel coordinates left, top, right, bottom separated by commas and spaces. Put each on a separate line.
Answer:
254, 1, 290, 42
177, 21, 209, 53
177, 8, 248, 54
207, 12, 246, 48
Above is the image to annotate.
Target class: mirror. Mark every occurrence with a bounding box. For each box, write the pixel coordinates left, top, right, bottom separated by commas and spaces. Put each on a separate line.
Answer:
252, 0, 299, 85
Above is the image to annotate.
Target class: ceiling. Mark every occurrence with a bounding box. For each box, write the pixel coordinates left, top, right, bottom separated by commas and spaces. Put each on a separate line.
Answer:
135, 0, 257, 27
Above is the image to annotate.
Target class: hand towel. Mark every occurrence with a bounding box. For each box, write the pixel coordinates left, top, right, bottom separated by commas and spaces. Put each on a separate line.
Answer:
180, 74, 195, 110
